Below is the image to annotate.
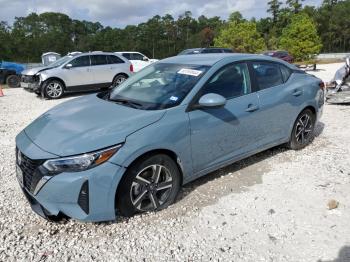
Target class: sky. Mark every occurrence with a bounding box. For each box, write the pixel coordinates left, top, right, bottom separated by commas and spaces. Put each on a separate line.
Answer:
0, 0, 323, 28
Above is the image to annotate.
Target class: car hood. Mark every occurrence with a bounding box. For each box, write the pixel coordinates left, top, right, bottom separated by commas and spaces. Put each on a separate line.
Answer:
24, 94, 166, 157
21, 66, 52, 76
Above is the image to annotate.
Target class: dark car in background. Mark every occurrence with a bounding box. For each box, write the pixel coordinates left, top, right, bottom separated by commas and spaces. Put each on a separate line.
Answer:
264, 51, 294, 64
178, 48, 234, 55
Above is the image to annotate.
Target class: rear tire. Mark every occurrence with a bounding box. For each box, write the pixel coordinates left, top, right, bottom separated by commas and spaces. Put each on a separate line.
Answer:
43, 80, 64, 99
112, 74, 127, 88
6, 75, 20, 88
116, 154, 181, 217
288, 109, 316, 150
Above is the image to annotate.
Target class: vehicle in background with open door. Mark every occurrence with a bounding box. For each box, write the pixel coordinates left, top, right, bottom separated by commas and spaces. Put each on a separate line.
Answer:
116, 52, 158, 72
20, 52, 133, 99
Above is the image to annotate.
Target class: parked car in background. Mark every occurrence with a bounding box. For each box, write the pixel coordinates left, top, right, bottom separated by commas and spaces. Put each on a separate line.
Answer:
0, 61, 25, 87
263, 50, 294, 63
15, 53, 324, 222
41, 52, 61, 66
116, 52, 158, 72
21, 52, 133, 99
178, 47, 234, 55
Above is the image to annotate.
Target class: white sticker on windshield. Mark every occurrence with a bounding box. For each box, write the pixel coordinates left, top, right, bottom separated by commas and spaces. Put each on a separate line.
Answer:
170, 96, 178, 101
177, 68, 203, 77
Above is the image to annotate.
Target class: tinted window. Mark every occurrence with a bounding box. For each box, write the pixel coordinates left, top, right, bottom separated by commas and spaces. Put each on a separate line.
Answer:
91, 55, 108, 66
223, 49, 233, 53
252, 62, 283, 90
132, 53, 144, 60
280, 65, 292, 82
122, 53, 132, 60
202, 49, 221, 53
70, 56, 90, 67
202, 63, 251, 99
108, 55, 124, 64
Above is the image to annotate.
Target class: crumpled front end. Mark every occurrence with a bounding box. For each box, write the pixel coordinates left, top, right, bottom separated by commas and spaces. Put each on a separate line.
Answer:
21, 74, 41, 92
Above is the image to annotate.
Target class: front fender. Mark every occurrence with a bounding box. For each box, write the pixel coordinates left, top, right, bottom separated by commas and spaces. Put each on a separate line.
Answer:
108, 105, 193, 183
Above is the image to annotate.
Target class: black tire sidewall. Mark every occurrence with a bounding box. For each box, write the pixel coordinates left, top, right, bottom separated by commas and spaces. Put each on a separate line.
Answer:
116, 154, 181, 217
6, 75, 20, 88
113, 74, 126, 87
289, 109, 316, 150
44, 80, 64, 99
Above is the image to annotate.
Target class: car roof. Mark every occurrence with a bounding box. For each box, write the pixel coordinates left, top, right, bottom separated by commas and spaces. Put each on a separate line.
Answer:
115, 51, 142, 54
161, 53, 281, 66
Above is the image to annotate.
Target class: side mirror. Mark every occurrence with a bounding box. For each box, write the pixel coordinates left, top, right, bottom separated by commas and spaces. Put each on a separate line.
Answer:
143, 57, 149, 61
65, 63, 72, 69
197, 93, 226, 108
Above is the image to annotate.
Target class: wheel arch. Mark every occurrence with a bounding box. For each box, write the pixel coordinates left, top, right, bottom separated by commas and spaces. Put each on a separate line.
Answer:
43, 77, 66, 90
288, 104, 317, 141
114, 72, 129, 80
114, 148, 185, 208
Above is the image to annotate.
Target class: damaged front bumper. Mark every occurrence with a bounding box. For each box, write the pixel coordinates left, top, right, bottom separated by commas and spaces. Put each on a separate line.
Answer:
21, 75, 41, 92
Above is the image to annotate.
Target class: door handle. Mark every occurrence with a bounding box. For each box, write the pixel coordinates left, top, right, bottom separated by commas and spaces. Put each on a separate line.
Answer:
292, 89, 303, 96
246, 104, 259, 112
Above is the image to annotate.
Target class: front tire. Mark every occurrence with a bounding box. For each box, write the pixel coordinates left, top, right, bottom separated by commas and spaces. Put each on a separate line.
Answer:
288, 109, 316, 150
43, 80, 64, 99
116, 154, 181, 217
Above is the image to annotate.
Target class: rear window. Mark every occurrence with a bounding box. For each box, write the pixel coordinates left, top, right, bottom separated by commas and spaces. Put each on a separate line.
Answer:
108, 55, 124, 64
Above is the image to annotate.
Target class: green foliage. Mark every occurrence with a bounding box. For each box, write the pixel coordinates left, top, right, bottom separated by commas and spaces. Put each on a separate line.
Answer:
0, 0, 349, 62
214, 20, 266, 53
286, 0, 305, 13
267, 0, 282, 23
279, 13, 322, 61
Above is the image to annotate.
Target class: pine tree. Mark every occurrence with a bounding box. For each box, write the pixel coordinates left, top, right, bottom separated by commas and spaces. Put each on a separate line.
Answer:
267, 0, 282, 24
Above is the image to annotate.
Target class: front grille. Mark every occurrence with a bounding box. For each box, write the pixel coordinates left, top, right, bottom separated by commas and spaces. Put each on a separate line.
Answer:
16, 148, 45, 194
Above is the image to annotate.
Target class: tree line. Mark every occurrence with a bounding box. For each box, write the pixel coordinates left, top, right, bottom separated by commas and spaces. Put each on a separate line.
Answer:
0, 0, 349, 62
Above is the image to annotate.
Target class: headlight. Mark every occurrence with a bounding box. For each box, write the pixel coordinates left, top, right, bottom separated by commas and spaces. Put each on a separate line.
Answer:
43, 144, 122, 173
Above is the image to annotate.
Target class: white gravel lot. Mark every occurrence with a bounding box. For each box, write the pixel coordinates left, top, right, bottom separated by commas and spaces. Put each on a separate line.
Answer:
0, 64, 350, 261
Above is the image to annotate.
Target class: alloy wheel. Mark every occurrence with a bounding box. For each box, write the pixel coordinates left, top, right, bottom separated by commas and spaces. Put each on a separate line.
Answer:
130, 164, 173, 212
46, 82, 63, 98
295, 113, 313, 145
113, 76, 126, 87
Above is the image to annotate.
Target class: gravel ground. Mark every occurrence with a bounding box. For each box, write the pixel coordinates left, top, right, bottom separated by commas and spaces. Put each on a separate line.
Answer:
0, 64, 350, 261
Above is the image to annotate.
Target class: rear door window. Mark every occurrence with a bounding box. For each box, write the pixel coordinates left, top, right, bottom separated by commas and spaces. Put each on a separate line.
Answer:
70, 56, 90, 68
122, 53, 132, 60
252, 62, 284, 90
91, 55, 108, 66
131, 53, 144, 60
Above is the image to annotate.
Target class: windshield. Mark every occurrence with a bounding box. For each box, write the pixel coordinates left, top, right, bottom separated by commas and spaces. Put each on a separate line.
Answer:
48, 55, 73, 67
109, 63, 209, 110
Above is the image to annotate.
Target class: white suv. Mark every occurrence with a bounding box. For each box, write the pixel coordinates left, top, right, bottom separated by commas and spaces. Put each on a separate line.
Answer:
21, 52, 133, 99
116, 52, 158, 72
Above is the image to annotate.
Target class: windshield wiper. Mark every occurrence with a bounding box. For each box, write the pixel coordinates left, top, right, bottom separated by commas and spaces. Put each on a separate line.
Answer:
109, 98, 143, 109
